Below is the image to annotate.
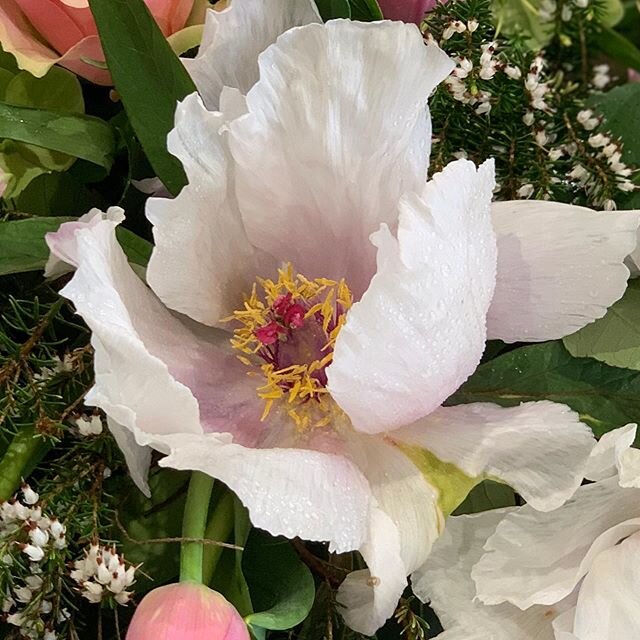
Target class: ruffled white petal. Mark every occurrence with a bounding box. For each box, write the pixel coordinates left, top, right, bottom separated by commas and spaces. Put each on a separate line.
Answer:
327, 159, 497, 433
151, 431, 371, 554
473, 479, 640, 610
107, 417, 151, 496
573, 532, 640, 640
488, 201, 640, 343
185, 0, 321, 109
229, 20, 454, 296
394, 401, 594, 511
146, 93, 261, 327
412, 510, 562, 640
585, 423, 637, 482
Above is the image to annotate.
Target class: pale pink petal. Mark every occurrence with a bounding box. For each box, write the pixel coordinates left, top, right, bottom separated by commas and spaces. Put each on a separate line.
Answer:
145, 0, 194, 35
585, 423, 638, 482
147, 93, 262, 327
58, 35, 112, 85
327, 159, 496, 434
46, 214, 263, 450
151, 431, 371, 553
488, 201, 640, 343
393, 401, 594, 511
184, 0, 321, 109
412, 510, 567, 640
229, 21, 454, 296
573, 532, 640, 640
472, 479, 640, 609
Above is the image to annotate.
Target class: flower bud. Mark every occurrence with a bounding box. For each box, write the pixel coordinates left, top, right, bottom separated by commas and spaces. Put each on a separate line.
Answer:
126, 583, 250, 640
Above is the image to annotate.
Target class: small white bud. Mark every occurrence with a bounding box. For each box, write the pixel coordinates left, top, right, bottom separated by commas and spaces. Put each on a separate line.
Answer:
13, 586, 32, 603
467, 19, 479, 32
548, 148, 564, 161
29, 527, 49, 548
517, 184, 535, 198
21, 545, 45, 562
21, 485, 39, 506
523, 111, 535, 126
603, 199, 617, 211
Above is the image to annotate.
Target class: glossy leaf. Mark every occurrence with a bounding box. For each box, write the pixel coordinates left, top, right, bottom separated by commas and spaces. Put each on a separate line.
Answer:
315, 0, 351, 20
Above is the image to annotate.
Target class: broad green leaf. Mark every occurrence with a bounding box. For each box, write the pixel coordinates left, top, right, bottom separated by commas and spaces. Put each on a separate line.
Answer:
89, 0, 196, 195
243, 530, 315, 632
448, 341, 640, 436
0, 103, 115, 171
349, 0, 383, 21
492, 0, 553, 49
0, 216, 153, 276
315, 0, 351, 20
595, 26, 640, 71
564, 281, 640, 370
454, 480, 516, 515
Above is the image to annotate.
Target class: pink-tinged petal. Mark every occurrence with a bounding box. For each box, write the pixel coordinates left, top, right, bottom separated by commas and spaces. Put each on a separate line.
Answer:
393, 401, 594, 511
184, 0, 321, 110
58, 36, 112, 85
573, 532, 640, 640
412, 510, 567, 640
327, 159, 496, 434
127, 583, 249, 640
54, 0, 97, 37
0, 0, 59, 78
585, 423, 638, 482
147, 93, 263, 327
151, 432, 372, 553
488, 201, 640, 343
145, 0, 194, 35
229, 20, 454, 297
338, 436, 441, 634
14, 0, 85, 55
472, 479, 640, 610
378, 0, 441, 23
46, 214, 263, 451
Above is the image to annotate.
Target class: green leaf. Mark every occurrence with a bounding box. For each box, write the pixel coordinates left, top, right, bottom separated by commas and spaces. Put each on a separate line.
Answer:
5, 67, 84, 114
0, 216, 153, 276
448, 341, 640, 436
349, 0, 383, 21
492, 0, 553, 49
595, 26, 640, 71
564, 281, 640, 370
0, 102, 115, 170
243, 530, 315, 632
314, 0, 351, 20
89, 0, 196, 195
453, 480, 516, 516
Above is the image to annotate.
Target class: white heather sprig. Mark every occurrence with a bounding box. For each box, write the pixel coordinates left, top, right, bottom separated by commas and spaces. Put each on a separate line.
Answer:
73, 413, 104, 437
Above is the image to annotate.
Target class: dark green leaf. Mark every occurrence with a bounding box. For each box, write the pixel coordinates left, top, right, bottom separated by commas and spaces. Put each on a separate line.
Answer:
349, 0, 383, 21
564, 280, 640, 370
0, 103, 115, 170
116, 227, 153, 267
453, 480, 516, 515
448, 341, 640, 436
315, 0, 351, 20
89, 0, 196, 195
595, 26, 640, 71
243, 530, 315, 631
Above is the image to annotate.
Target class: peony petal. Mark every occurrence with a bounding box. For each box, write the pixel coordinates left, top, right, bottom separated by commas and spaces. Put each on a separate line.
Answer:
107, 417, 151, 496
472, 478, 640, 610
573, 532, 640, 640
488, 201, 640, 343
394, 401, 595, 511
146, 93, 262, 327
327, 159, 496, 433
585, 423, 637, 482
412, 510, 563, 640
152, 431, 371, 553
229, 20, 454, 296
184, 0, 320, 109
46, 213, 263, 450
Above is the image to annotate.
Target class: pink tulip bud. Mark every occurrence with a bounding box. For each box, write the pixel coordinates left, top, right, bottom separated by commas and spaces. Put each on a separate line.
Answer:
126, 583, 250, 640
377, 0, 446, 24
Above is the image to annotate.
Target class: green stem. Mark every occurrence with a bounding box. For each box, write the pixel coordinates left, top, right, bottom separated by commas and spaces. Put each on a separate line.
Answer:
0, 427, 51, 501
180, 471, 214, 584
202, 490, 235, 586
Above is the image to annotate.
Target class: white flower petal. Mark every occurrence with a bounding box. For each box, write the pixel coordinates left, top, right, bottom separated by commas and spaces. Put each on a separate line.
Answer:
412, 510, 560, 640
185, 0, 321, 109
488, 201, 640, 343
573, 532, 640, 640
327, 159, 497, 433
585, 423, 637, 482
152, 432, 371, 553
229, 20, 454, 296
146, 93, 262, 327
394, 401, 594, 511
107, 417, 151, 497
473, 479, 640, 610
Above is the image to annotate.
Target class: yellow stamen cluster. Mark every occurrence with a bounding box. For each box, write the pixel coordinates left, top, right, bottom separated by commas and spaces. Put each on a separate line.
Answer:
227, 263, 353, 430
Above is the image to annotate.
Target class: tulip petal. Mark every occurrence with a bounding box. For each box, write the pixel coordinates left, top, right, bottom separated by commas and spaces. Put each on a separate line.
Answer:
487, 201, 640, 343
573, 532, 640, 640
327, 159, 496, 433
393, 401, 594, 511
147, 93, 263, 327
229, 20, 454, 297
412, 510, 564, 640
185, 0, 321, 109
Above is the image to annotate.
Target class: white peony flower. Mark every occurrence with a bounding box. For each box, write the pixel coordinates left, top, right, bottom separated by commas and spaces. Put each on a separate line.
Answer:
414, 424, 640, 640
45, 0, 639, 633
